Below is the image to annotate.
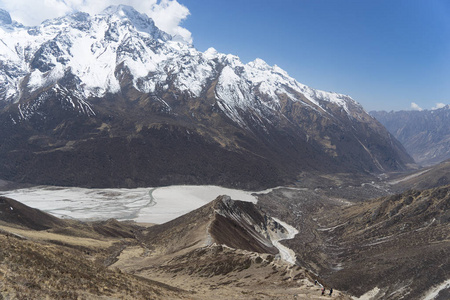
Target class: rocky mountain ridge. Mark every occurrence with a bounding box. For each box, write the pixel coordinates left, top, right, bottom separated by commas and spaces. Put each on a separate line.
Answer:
0, 5, 413, 188
142, 195, 288, 257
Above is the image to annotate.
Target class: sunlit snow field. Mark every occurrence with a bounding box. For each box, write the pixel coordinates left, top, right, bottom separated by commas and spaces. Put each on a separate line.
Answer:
0, 185, 259, 224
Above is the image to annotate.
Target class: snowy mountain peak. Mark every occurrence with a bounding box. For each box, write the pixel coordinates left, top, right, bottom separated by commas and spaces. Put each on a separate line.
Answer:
248, 58, 271, 71
102, 4, 139, 15
203, 47, 219, 59
0, 5, 366, 125
0, 9, 11, 25
100, 5, 170, 41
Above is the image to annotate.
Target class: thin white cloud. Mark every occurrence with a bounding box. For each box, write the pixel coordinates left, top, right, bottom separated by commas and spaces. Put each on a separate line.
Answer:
0, 0, 192, 43
410, 102, 423, 111
148, 0, 191, 43
432, 102, 446, 110
0, 0, 72, 25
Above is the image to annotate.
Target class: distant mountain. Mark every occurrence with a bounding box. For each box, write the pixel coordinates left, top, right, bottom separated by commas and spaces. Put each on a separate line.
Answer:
0, 6, 413, 189
371, 105, 450, 166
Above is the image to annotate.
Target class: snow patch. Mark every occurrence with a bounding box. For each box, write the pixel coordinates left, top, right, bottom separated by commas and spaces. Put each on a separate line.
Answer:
271, 217, 298, 264
352, 287, 382, 300
27, 70, 46, 91
422, 279, 450, 300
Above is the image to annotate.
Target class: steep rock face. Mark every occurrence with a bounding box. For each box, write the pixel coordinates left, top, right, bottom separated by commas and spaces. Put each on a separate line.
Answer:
143, 196, 288, 256
0, 6, 413, 188
210, 196, 283, 255
371, 106, 450, 166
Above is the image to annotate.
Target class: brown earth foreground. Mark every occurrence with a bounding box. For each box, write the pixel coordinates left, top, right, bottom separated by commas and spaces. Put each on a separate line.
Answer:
2, 170, 446, 299
0, 195, 351, 299
256, 178, 450, 300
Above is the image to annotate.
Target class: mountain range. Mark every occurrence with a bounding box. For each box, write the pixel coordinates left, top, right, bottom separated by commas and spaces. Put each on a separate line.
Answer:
371, 105, 450, 167
0, 5, 413, 189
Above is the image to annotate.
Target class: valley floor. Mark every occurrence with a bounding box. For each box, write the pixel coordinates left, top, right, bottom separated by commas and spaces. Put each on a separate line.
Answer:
1, 168, 448, 299
0, 185, 258, 224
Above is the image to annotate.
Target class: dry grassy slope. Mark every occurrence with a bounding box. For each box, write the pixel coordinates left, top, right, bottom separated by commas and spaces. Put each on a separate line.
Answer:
113, 195, 353, 299
255, 179, 449, 299
0, 194, 354, 299
123, 244, 352, 300
0, 196, 67, 230
0, 196, 143, 241
311, 184, 450, 299
0, 196, 191, 299
389, 159, 450, 192
0, 232, 188, 300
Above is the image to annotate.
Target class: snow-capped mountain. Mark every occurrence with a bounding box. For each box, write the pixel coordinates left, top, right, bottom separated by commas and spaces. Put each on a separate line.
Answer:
2, 5, 357, 119
0, 6, 413, 188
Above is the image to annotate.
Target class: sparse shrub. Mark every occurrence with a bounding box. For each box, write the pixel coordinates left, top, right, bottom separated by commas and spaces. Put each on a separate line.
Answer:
405, 196, 414, 205
240, 259, 252, 270
389, 194, 402, 202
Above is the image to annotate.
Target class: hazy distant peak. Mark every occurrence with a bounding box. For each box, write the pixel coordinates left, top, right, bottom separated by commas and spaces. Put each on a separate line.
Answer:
0, 9, 12, 25
100, 4, 170, 41
102, 4, 143, 19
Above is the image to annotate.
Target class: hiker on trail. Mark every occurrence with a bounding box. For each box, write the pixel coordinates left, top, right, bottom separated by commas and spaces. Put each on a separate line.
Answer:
329, 287, 333, 296
321, 287, 325, 295
314, 280, 318, 285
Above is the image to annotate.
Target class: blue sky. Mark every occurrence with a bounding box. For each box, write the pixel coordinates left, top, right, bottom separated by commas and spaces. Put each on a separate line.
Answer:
178, 0, 450, 111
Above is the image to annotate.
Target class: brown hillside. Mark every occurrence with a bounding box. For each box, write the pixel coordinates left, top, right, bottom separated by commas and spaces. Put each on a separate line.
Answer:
0, 196, 67, 230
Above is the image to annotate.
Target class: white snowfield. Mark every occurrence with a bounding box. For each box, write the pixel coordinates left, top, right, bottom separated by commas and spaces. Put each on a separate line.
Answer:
136, 185, 257, 224
0, 185, 258, 224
